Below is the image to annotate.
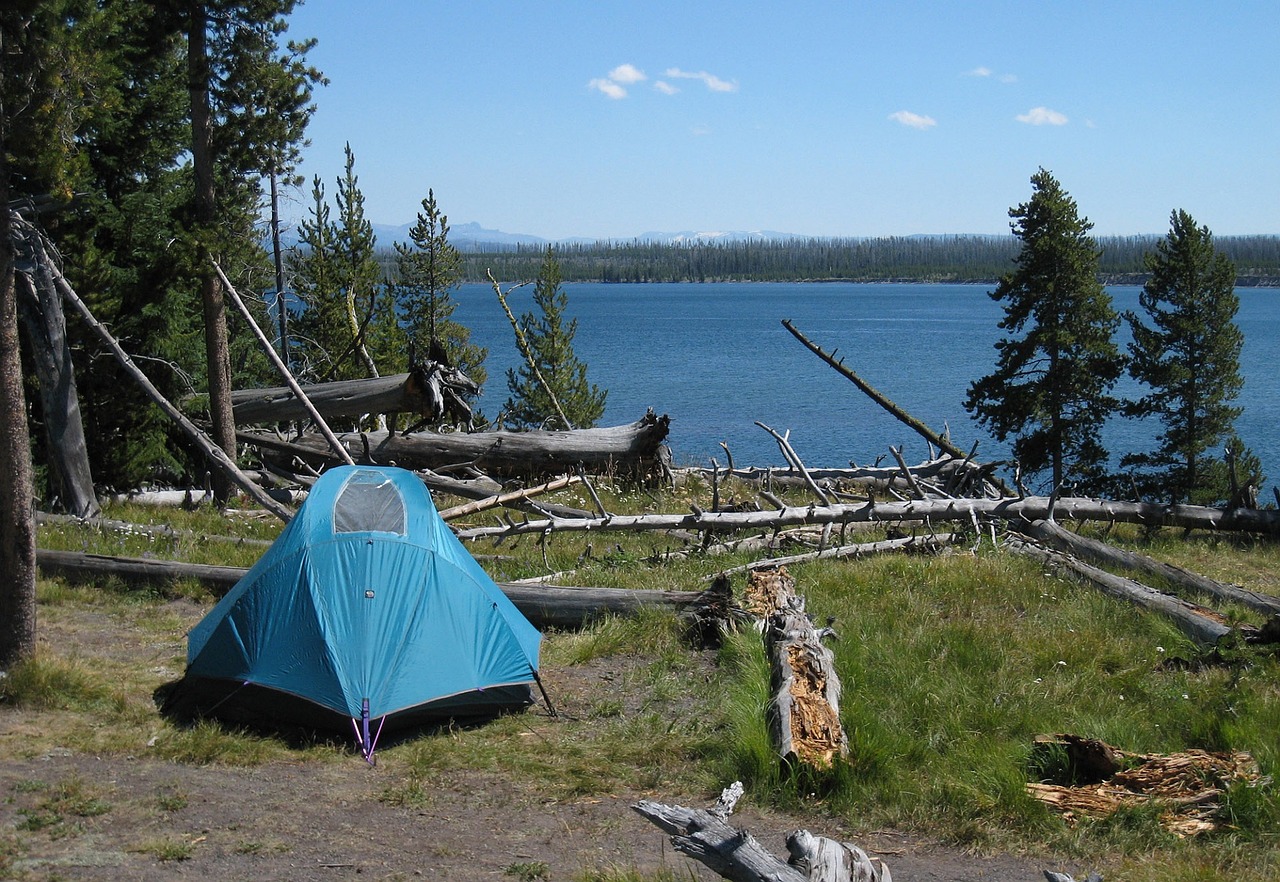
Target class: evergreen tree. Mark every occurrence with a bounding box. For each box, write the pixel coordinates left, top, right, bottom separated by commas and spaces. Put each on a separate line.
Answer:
393, 190, 487, 410
964, 169, 1124, 493
504, 247, 606, 430
1122, 209, 1253, 504
291, 146, 398, 384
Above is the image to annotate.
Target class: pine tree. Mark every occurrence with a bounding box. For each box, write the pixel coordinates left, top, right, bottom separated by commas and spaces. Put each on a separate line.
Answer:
393, 190, 487, 392
504, 247, 606, 430
964, 169, 1124, 493
1123, 209, 1253, 504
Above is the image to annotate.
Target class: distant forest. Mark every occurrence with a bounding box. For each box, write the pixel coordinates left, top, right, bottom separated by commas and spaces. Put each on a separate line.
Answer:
415, 234, 1280, 286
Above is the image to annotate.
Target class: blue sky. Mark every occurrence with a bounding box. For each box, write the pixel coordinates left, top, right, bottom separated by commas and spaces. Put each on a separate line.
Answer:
282, 0, 1278, 240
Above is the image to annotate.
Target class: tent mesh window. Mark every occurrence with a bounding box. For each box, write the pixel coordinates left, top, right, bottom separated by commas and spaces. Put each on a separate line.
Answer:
333, 470, 408, 535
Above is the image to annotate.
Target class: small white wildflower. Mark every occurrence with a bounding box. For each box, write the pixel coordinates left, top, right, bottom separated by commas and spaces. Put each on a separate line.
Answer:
1056, 660, 1067, 666
1183, 693, 1190, 700
1157, 646, 1165, 653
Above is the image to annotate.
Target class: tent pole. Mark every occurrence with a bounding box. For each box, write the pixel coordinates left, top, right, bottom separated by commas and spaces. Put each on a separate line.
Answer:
531, 669, 557, 718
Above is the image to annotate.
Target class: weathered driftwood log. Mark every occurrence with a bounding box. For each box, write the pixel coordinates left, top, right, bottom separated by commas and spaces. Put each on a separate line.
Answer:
1021, 518, 1280, 618
35, 512, 272, 549
33, 548, 708, 631
746, 567, 849, 770
453, 495, 1280, 542
1006, 537, 1243, 646
632, 787, 891, 882
230, 364, 476, 426
241, 410, 671, 479
436, 474, 581, 521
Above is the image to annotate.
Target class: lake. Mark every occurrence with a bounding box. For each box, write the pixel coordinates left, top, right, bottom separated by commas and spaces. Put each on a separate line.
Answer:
449, 282, 1279, 491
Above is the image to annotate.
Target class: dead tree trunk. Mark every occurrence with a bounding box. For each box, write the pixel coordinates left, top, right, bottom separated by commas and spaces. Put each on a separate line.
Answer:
746, 567, 849, 770
1021, 518, 1280, 618
1006, 537, 1242, 646
632, 785, 891, 882
11, 215, 99, 518
56, 272, 293, 522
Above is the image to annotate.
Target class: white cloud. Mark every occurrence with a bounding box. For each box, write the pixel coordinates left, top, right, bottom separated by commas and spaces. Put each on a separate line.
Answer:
588, 78, 628, 100
889, 110, 937, 130
609, 64, 647, 85
1016, 106, 1069, 125
665, 67, 738, 92
654, 80, 678, 95
966, 66, 1016, 83
966, 66, 993, 77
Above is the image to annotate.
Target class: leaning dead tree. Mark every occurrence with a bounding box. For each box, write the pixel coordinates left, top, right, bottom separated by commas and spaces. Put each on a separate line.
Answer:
10, 212, 99, 518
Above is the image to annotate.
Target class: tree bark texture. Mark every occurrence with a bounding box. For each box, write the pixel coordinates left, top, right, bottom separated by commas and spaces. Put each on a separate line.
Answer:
0, 201, 39, 666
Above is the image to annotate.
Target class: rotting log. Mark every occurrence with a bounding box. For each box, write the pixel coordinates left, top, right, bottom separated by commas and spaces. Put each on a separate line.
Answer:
453, 495, 1280, 542
241, 410, 671, 479
710, 533, 955, 579
1006, 537, 1243, 646
33, 548, 714, 631
1021, 518, 1280, 618
632, 786, 891, 882
746, 567, 849, 770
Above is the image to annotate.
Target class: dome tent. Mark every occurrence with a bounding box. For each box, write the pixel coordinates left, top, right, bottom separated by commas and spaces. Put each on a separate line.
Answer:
169, 465, 542, 761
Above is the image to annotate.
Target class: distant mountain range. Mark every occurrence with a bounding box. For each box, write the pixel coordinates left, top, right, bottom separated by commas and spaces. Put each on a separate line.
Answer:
364, 221, 810, 250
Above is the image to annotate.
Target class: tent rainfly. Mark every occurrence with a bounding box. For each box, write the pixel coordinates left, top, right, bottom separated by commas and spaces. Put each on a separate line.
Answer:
168, 465, 544, 761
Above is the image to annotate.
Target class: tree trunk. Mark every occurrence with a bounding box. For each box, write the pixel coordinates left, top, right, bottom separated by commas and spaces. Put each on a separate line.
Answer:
12, 216, 99, 517
1006, 537, 1239, 646
453, 495, 1280, 542
632, 793, 892, 882
1020, 518, 1280, 618
242, 410, 671, 479
0, 195, 38, 666
32, 548, 712, 631
745, 567, 848, 770
189, 3, 236, 505
231, 369, 443, 424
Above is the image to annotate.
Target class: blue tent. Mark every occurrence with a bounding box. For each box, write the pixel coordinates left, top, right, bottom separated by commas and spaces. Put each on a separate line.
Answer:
173, 466, 542, 759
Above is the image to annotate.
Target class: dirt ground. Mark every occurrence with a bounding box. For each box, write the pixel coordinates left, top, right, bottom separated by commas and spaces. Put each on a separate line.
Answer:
1, 604, 1076, 882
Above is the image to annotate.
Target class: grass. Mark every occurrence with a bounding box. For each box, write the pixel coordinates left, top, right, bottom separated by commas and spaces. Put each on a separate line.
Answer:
14, 484, 1280, 881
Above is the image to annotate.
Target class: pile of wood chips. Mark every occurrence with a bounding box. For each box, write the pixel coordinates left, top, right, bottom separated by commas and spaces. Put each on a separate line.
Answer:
1027, 734, 1265, 836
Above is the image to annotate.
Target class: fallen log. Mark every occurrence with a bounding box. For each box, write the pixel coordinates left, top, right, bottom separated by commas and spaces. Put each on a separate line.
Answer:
1005, 537, 1244, 646
33, 548, 708, 631
1021, 518, 1280, 618
745, 567, 848, 770
710, 533, 955, 578
453, 495, 1280, 542
241, 410, 671, 479
633, 784, 891, 882
230, 365, 474, 426
36, 512, 272, 549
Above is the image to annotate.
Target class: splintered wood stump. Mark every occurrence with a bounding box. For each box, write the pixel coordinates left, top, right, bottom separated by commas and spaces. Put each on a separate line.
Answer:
745, 567, 849, 770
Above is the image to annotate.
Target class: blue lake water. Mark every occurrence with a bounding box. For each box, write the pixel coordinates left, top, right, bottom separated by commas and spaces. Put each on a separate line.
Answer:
449, 282, 1279, 491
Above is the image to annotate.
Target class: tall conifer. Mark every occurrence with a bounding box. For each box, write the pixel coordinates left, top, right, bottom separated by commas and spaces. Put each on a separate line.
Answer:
964, 169, 1124, 493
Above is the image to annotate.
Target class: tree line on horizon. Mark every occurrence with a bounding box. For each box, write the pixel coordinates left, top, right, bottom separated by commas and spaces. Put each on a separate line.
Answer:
437, 232, 1280, 285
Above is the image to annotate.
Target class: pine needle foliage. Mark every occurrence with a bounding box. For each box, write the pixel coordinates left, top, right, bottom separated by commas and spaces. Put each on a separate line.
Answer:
503, 247, 606, 430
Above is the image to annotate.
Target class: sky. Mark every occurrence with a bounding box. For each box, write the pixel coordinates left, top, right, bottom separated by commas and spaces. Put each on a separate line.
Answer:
281, 0, 1279, 241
